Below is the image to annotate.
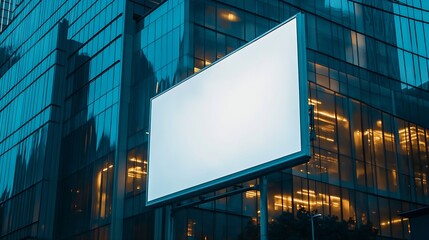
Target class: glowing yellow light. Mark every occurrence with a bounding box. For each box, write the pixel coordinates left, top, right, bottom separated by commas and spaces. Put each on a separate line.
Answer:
328, 195, 341, 200
380, 218, 406, 226
130, 158, 144, 163
297, 191, 316, 198
187, 221, 194, 237
314, 116, 335, 125
274, 195, 292, 200
314, 110, 348, 122
129, 166, 146, 174
317, 135, 335, 142
245, 191, 257, 198
308, 98, 322, 105
293, 190, 341, 208
376, 120, 382, 127
274, 195, 292, 210
228, 13, 237, 21
220, 11, 239, 22
319, 125, 335, 132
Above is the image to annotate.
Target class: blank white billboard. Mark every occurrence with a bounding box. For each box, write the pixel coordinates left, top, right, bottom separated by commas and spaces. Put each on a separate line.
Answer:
147, 14, 309, 205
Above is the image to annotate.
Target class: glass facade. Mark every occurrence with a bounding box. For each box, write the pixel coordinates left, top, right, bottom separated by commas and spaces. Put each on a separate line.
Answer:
0, 0, 16, 32
0, 0, 428, 239
0, 0, 127, 239
127, 0, 429, 239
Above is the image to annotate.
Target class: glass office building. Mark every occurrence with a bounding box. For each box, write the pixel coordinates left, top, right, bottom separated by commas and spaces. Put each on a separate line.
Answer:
0, 0, 428, 239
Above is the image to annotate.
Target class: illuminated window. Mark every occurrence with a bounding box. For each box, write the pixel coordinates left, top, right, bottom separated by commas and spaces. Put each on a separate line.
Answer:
93, 159, 113, 221
126, 146, 148, 194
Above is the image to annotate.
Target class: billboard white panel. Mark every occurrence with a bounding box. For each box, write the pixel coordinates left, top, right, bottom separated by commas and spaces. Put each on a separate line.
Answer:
147, 15, 308, 205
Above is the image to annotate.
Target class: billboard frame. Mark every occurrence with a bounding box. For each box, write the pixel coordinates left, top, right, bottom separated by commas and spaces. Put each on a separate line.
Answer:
146, 13, 309, 207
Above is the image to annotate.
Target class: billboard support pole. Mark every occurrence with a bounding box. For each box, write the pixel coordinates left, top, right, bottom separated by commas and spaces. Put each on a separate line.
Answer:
165, 205, 173, 240
154, 208, 163, 239
155, 206, 174, 240
260, 176, 268, 240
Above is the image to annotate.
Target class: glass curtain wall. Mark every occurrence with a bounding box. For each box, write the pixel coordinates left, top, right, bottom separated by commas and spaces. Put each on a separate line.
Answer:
0, 1, 72, 239
125, 1, 191, 238
55, 0, 125, 239
130, 0, 429, 239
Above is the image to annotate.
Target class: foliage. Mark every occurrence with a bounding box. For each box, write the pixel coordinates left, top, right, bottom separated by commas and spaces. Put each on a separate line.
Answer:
240, 208, 378, 240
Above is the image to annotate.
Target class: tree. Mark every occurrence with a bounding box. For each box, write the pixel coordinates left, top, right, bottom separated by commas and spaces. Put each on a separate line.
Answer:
240, 208, 378, 240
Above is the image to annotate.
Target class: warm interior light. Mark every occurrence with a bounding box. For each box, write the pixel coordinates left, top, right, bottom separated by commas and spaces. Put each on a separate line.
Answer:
273, 195, 292, 210
308, 98, 322, 105
220, 11, 240, 22
187, 221, 195, 237
194, 60, 211, 72
314, 110, 348, 123
95, 165, 112, 219
293, 189, 342, 210
129, 166, 146, 174
376, 120, 382, 127
102, 164, 113, 172
317, 135, 335, 142
380, 218, 406, 226
399, 127, 426, 148
245, 191, 257, 198
227, 13, 237, 21
128, 157, 148, 179
130, 158, 144, 163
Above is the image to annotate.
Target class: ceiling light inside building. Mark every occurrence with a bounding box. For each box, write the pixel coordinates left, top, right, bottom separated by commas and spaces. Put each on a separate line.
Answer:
220, 10, 240, 22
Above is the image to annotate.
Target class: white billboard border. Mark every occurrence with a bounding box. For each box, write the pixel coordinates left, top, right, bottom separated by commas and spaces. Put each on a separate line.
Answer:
146, 13, 309, 207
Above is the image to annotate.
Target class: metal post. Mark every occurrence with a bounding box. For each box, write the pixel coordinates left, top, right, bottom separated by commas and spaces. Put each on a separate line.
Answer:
165, 205, 173, 240
311, 213, 321, 240
311, 216, 315, 240
260, 176, 268, 240
154, 208, 163, 239
155, 206, 174, 240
